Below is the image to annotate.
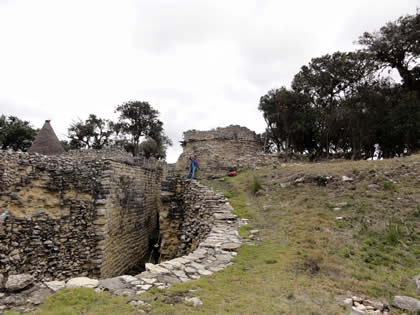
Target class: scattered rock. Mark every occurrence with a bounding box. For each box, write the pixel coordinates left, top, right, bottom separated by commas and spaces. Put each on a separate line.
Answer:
66, 277, 99, 289
185, 296, 203, 307
0, 274, 3, 289
414, 274, 420, 292
6, 274, 35, 292
343, 298, 353, 308
364, 299, 384, 311
112, 289, 135, 297
44, 280, 65, 292
342, 176, 353, 182
392, 295, 420, 312
367, 184, 379, 190
295, 177, 305, 183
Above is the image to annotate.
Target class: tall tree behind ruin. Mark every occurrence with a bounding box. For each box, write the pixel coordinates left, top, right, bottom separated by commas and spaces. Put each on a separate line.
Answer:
114, 101, 170, 157
67, 114, 114, 149
0, 115, 37, 152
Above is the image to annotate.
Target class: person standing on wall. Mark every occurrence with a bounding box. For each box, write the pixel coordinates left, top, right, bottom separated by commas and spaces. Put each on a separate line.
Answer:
186, 155, 198, 179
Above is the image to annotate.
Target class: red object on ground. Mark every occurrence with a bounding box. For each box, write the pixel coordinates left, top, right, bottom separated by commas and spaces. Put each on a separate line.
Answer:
228, 171, 237, 177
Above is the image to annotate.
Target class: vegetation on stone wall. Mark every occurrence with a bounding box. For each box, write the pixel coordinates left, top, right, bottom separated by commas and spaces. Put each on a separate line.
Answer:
259, 13, 420, 160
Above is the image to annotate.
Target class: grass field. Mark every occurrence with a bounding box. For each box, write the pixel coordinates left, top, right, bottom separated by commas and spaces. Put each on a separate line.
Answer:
13, 154, 419, 314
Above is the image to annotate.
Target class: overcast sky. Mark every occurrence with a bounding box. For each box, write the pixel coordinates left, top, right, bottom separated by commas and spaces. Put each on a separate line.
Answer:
0, 1, 417, 162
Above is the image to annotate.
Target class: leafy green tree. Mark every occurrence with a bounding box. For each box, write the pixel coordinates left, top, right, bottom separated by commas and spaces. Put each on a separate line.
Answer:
292, 51, 377, 158
0, 115, 37, 151
258, 87, 316, 159
359, 13, 420, 91
67, 114, 114, 149
114, 101, 171, 158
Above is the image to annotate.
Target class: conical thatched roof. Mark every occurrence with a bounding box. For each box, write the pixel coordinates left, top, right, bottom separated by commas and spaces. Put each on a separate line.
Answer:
28, 120, 65, 155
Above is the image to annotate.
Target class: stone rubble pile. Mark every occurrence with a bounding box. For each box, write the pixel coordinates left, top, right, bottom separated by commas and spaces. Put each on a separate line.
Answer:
343, 296, 390, 314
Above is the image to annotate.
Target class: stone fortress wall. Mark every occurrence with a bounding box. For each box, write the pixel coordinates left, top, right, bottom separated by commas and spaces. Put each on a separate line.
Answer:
159, 174, 227, 261
176, 125, 281, 178
0, 149, 166, 280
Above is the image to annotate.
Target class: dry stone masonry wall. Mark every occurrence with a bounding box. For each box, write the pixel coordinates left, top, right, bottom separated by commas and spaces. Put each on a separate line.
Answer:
176, 125, 280, 178
159, 176, 229, 260
0, 151, 105, 280
0, 150, 166, 281
0, 174, 245, 313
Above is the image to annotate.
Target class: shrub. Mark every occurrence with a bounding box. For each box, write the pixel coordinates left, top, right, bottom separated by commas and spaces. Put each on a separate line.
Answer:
384, 223, 403, 246
250, 176, 263, 195
383, 182, 396, 191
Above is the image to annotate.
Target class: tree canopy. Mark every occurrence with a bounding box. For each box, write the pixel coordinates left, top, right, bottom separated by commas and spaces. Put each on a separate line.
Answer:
65, 101, 171, 159
259, 12, 420, 160
68, 114, 114, 150
359, 13, 420, 91
0, 115, 37, 152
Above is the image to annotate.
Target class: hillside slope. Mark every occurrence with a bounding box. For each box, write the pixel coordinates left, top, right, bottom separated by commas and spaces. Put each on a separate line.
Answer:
27, 154, 420, 314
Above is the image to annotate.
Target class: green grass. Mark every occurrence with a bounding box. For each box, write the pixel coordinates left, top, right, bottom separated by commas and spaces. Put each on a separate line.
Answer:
25, 288, 137, 315
27, 154, 420, 314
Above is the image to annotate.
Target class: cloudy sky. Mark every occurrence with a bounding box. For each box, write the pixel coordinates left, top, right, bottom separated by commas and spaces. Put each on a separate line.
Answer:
0, 0, 417, 162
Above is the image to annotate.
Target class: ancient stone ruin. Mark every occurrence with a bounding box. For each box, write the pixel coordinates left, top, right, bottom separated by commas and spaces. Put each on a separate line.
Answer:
28, 120, 65, 155
176, 125, 279, 178
0, 149, 166, 280
0, 124, 274, 312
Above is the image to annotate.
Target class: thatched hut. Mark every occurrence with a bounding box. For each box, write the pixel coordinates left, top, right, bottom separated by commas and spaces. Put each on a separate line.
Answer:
28, 120, 65, 155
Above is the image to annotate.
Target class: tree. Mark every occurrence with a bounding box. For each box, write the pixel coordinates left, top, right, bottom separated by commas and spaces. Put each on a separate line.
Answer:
292, 51, 378, 158
67, 114, 114, 149
0, 115, 37, 151
359, 13, 420, 92
114, 101, 171, 158
258, 87, 316, 159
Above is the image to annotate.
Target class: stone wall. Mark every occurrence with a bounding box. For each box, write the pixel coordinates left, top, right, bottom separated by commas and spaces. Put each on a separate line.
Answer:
99, 159, 164, 278
0, 150, 166, 280
159, 176, 228, 261
0, 151, 105, 280
176, 125, 281, 178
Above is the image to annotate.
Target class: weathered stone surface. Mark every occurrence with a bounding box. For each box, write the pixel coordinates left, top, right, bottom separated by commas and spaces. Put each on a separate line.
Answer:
5, 274, 35, 292
145, 264, 169, 274
118, 275, 138, 284
140, 278, 157, 285
44, 281, 65, 292
221, 243, 241, 251
66, 277, 99, 289
27, 289, 51, 305
99, 277, 127, 292
392, 295, 420, 311
176, 125, 278, 179
414, 274, 420, 292
342, 176, 353, 182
